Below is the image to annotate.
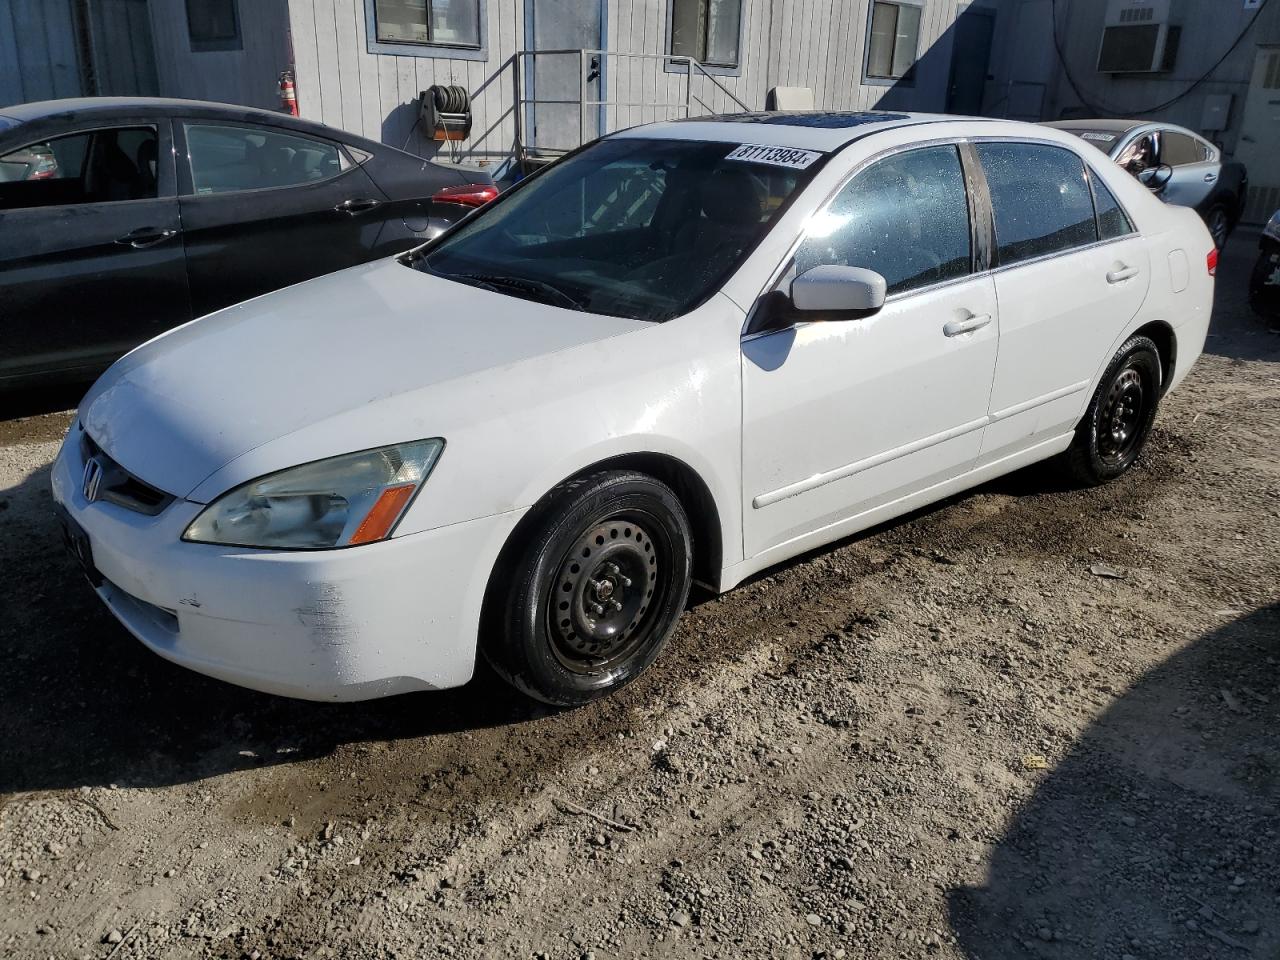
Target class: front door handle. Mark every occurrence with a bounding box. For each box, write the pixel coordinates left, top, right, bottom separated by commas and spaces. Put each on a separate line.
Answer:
1107, 265, 1139, 283
334, 198, 382, 215
943, 313, 992, 337
115, 227, 177, 248
1203, 172, 1217, 183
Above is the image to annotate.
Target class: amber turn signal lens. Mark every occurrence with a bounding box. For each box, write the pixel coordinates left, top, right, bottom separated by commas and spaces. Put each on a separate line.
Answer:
349, 483, 418, 545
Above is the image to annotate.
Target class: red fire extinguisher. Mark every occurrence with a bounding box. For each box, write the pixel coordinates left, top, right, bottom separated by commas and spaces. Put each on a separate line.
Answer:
279, 70, 298, 116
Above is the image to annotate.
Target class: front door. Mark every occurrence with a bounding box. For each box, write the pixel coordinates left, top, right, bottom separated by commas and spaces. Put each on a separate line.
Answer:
1235, 46, 1280, 223
947, 7, 995, 114
0, 120, 188, 384
175, 120, 389, 318
526, 0, 606, 153
741, 144, 999, 559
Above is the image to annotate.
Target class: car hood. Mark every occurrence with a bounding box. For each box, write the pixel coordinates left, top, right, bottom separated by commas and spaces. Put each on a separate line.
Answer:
81, 258, 647, 500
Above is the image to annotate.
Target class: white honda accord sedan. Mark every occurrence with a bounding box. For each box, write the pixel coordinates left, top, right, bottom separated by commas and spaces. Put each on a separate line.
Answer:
52, 111, 1215, 706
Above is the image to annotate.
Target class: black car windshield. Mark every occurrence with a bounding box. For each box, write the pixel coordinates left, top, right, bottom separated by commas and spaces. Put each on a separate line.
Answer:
412, 137, 822, 322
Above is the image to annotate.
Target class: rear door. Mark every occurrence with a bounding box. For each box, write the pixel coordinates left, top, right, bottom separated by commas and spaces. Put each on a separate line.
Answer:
1158, 130, 1219, 211
175, 120, 390, 318
974, 140, 1150, 465
0, 120, 188, 384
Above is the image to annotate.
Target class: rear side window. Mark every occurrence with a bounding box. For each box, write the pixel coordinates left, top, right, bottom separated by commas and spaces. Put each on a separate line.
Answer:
184, 123, 347, 194
796, 144, 971, 296
1160, 131, 1204, 166
976, 142, 1097, 266
1089, 172, 1135, 241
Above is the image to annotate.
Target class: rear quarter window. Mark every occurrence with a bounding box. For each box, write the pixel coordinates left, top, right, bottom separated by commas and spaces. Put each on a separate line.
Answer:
976, 142, 1098, 266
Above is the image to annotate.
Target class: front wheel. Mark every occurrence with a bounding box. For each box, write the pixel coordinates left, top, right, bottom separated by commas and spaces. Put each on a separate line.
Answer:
1063, 335, 1163, 487
481, 470, 692, 707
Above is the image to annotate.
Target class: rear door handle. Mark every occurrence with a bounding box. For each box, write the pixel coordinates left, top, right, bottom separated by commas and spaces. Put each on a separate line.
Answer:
115, 228, 177, 248
943, 313, 992, 337
334, 198, 382, 215
1107, 265, 1139, 283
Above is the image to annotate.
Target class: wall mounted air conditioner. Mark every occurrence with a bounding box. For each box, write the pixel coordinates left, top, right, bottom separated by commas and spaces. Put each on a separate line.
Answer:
1098, 0, 1182, 74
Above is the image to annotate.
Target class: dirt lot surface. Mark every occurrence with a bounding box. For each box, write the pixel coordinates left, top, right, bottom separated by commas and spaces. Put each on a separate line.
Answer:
2, 236, 1278, 960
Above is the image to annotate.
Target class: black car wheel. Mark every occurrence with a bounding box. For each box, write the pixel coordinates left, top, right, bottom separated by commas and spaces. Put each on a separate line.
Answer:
1205, 205, 1230, 251
482, 470, 692, 706
1063, 335, 1163, 486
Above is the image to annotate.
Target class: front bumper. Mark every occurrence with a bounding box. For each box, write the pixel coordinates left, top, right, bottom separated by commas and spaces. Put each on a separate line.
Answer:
51, 428, 525, 701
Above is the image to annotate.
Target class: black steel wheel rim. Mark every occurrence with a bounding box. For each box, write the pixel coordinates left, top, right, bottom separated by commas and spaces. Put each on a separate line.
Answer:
546, 513, 665, 675
1098, 366, 1146, 464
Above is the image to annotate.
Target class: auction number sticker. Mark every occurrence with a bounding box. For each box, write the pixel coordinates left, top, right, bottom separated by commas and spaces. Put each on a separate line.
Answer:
725, 143, 823, 170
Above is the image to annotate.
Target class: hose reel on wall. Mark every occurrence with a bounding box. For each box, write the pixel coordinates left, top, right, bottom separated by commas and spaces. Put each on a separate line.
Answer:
419, 84, 472, 142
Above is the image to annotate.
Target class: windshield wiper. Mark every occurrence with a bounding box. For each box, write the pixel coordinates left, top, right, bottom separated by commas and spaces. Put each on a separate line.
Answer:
454, 272, 586, 312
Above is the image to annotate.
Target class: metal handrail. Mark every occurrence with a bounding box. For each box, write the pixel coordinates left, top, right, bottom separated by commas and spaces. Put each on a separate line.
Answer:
511, 48, 753, 160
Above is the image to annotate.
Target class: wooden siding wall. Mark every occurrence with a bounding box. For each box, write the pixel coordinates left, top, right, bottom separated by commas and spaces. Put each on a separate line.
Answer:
148, 0, 291, 109
0, 0, 83, 107
285, 0, 1045, 165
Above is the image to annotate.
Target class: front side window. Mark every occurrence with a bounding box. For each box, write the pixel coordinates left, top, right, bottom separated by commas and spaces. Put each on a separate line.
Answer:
185, 124, 346, 194
977, 142, 1098, 266
0, 127, 158, 210
1115, 132, 1157, 173
1090, 172, 1135, 241
186, 0, 242, 51
415, 137, 818, 322
375, 0, 481, 48
866, 1, 921, 81
670, 0, 743, 68
796, 145, 972, 296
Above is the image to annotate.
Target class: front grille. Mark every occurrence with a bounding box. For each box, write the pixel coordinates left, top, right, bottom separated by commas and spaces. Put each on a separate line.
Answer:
80, 429, 176, 516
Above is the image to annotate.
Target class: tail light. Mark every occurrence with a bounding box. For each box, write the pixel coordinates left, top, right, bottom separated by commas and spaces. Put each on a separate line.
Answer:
1207, 248, 1218, 277
431, 183, 498, 208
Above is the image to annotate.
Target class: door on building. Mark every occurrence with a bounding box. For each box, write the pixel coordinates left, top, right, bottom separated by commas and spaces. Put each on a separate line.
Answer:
84, 0, 160, 96
946, 6, 995, 115
1235, 46, 1280, 224
525, 0, 607, 154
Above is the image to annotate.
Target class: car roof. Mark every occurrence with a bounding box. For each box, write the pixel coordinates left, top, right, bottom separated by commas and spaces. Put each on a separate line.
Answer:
1045, 118, 1149, 135
610, 111, 975, 151
0, 96, 370, 144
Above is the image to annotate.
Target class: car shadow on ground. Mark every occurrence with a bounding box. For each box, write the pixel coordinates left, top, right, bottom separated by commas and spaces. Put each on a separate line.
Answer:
948, 604, 1280, 958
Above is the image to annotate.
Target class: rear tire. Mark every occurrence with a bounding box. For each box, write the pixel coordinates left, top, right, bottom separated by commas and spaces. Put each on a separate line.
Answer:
1063, 335, 1162, 487
481, 470, 692, 707
1205, 204, 1231, 251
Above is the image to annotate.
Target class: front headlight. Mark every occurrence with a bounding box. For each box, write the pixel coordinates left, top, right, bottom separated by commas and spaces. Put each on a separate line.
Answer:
183, 439, 443, 549
1263, 211, 1280, 243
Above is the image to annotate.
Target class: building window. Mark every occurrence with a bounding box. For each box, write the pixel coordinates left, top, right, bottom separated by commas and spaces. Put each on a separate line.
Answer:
185, 0, 241, 52
865, 1, 921, 81
374, 0, 481, 49
669, 0, 743, 68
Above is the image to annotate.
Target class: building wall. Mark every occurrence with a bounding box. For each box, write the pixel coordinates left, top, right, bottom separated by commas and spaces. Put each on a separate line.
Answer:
148, 0, 291, 109
0, 0, 83, 107
1044, 0, 1280, 157
284, 0, 1053, 167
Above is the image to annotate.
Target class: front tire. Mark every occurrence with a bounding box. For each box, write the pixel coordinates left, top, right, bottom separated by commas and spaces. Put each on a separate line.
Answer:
1063, 335, 1163, 487
481, 470, 692, 707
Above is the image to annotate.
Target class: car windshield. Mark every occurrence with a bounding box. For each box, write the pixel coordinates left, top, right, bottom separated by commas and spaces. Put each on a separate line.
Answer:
411, 137, 822, 322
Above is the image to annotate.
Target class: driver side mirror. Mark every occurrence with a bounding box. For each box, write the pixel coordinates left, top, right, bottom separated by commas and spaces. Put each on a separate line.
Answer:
1137, 163, 1173, 193
790, 265, 887, 314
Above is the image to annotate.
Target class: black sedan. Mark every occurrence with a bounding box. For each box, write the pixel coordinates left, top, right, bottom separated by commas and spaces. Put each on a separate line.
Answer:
0, 97, 496, 389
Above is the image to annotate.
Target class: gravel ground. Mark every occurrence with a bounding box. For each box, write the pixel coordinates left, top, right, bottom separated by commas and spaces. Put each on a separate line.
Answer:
1, 233, 1277, 960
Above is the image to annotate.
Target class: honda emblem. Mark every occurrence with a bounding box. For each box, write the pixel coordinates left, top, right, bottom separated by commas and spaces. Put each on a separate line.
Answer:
82, 457, 104, 503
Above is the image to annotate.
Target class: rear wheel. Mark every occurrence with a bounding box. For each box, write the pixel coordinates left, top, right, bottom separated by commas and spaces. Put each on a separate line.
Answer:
1205, 204, 1230, 251
1063, 335, 1162, 486
481, 470, 692, 706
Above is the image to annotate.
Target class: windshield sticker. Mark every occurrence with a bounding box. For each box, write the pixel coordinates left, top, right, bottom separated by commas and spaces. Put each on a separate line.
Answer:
1080, 132, 1116, 143
725, 144, 823, 170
